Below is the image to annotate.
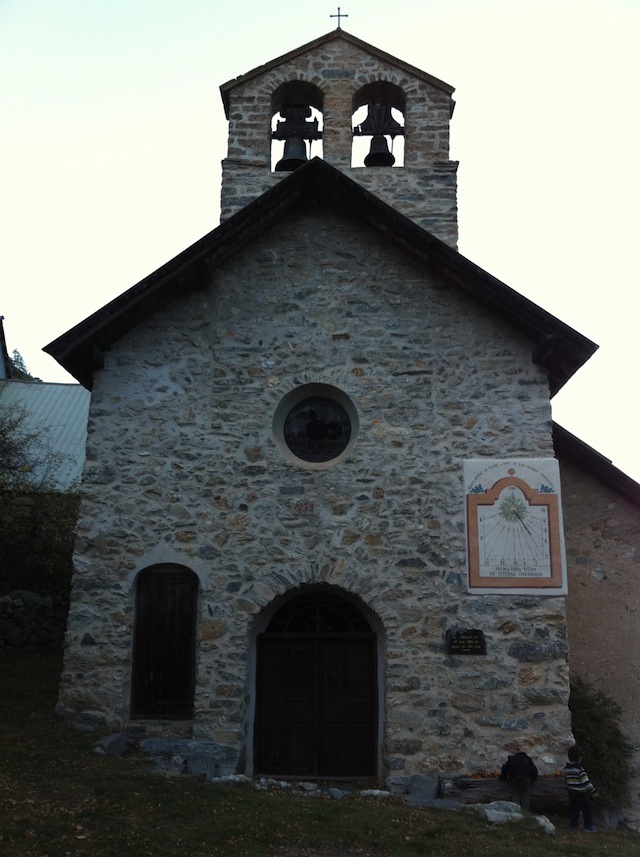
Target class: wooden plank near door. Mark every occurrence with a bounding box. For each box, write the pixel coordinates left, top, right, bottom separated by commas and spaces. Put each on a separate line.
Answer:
318, 638, 376, 777
256, 637, 315, 775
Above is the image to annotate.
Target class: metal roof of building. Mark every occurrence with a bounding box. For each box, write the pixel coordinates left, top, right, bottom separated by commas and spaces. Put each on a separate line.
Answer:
0, 381, 90, 490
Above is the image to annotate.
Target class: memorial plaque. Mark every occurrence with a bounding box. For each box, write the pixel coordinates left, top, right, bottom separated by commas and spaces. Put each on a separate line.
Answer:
446, 628, 486, 655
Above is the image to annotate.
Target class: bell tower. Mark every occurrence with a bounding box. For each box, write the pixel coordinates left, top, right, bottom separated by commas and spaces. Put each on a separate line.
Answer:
219, 29, 458, 246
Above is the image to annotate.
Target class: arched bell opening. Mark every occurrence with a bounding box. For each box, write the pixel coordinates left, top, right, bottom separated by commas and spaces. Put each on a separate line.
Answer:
249, 585, 384, 781
271, 81, 324, 172
352, 81, 406, 168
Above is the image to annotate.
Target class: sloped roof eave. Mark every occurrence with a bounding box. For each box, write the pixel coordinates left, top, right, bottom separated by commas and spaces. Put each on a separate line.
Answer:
553, 422, 640, 506
44, 158, 597, 393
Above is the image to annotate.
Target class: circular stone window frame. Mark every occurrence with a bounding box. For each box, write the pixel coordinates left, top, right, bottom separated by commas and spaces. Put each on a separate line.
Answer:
272, 383, 359, 470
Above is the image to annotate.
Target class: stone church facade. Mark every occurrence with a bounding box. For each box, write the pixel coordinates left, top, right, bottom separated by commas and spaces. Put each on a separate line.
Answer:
47, 30, 637, 804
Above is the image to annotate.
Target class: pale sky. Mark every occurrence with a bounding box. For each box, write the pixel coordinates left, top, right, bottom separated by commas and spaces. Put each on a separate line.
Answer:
1, 0, 638, 481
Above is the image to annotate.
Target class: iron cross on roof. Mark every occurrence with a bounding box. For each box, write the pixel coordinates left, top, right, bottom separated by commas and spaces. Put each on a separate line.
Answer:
330, 7, 348, 29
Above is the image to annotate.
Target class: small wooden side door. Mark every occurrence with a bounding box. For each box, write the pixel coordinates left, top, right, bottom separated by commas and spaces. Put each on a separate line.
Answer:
131, 567, 198, 719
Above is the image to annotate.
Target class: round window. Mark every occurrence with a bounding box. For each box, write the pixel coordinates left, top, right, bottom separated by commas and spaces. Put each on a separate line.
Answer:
284, 396, 351, 462
273, 384, 358, 468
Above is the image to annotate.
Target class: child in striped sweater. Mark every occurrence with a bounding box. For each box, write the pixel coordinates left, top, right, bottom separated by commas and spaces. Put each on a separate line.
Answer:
563, 745, 599, 832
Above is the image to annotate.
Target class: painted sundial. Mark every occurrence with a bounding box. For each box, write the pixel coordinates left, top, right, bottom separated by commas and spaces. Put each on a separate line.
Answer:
464, 459, 568, 594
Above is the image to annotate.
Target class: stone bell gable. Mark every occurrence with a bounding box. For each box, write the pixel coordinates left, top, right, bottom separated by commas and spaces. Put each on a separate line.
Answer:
219, 29, 458, 244
46, 155, 597, 783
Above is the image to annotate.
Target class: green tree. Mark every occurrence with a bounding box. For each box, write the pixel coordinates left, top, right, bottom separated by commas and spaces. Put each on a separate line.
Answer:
11, 349, 32, 377
0, 403, 78, 611
569, 676, 634, 807
0, 403, 48, 490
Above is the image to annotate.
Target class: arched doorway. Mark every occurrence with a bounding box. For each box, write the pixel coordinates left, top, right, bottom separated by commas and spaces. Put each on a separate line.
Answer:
254, 591, 377, 778
130, 565, 199, 719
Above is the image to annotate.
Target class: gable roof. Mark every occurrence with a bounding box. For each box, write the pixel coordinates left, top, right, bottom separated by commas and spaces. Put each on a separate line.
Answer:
220, 29, 455, 118
44, 157, 597, 393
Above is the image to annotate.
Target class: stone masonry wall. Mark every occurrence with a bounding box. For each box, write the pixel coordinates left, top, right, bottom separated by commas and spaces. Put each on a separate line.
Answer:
221, 38, 458, 246
59, 204, 572, 782
560, 458, 640, 824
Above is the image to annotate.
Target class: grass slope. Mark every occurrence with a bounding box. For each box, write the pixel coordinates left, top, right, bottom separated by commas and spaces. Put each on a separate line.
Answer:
1, 650, 638, 857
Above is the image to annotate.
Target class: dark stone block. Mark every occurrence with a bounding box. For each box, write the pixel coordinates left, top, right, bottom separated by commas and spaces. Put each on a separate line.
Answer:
396, 557, 426, 568
95, 732, 133, 757
508, 640, 567, 663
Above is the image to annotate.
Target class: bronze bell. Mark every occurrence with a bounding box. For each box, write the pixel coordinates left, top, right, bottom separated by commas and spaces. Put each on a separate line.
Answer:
364, 134, 395, 167
275, 136, 308, 172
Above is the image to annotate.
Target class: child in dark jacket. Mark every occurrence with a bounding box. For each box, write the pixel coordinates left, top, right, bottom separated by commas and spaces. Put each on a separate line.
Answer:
563, 745, 598, 832
500, 749, 538, 810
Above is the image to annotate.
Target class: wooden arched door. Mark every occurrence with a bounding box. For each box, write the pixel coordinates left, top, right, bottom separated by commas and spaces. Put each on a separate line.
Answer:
255, 593, 377, 778
130, 566, 198, 719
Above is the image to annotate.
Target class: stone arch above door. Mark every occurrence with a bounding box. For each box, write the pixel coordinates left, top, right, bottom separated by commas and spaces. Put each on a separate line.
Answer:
252, 586, 382, 780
